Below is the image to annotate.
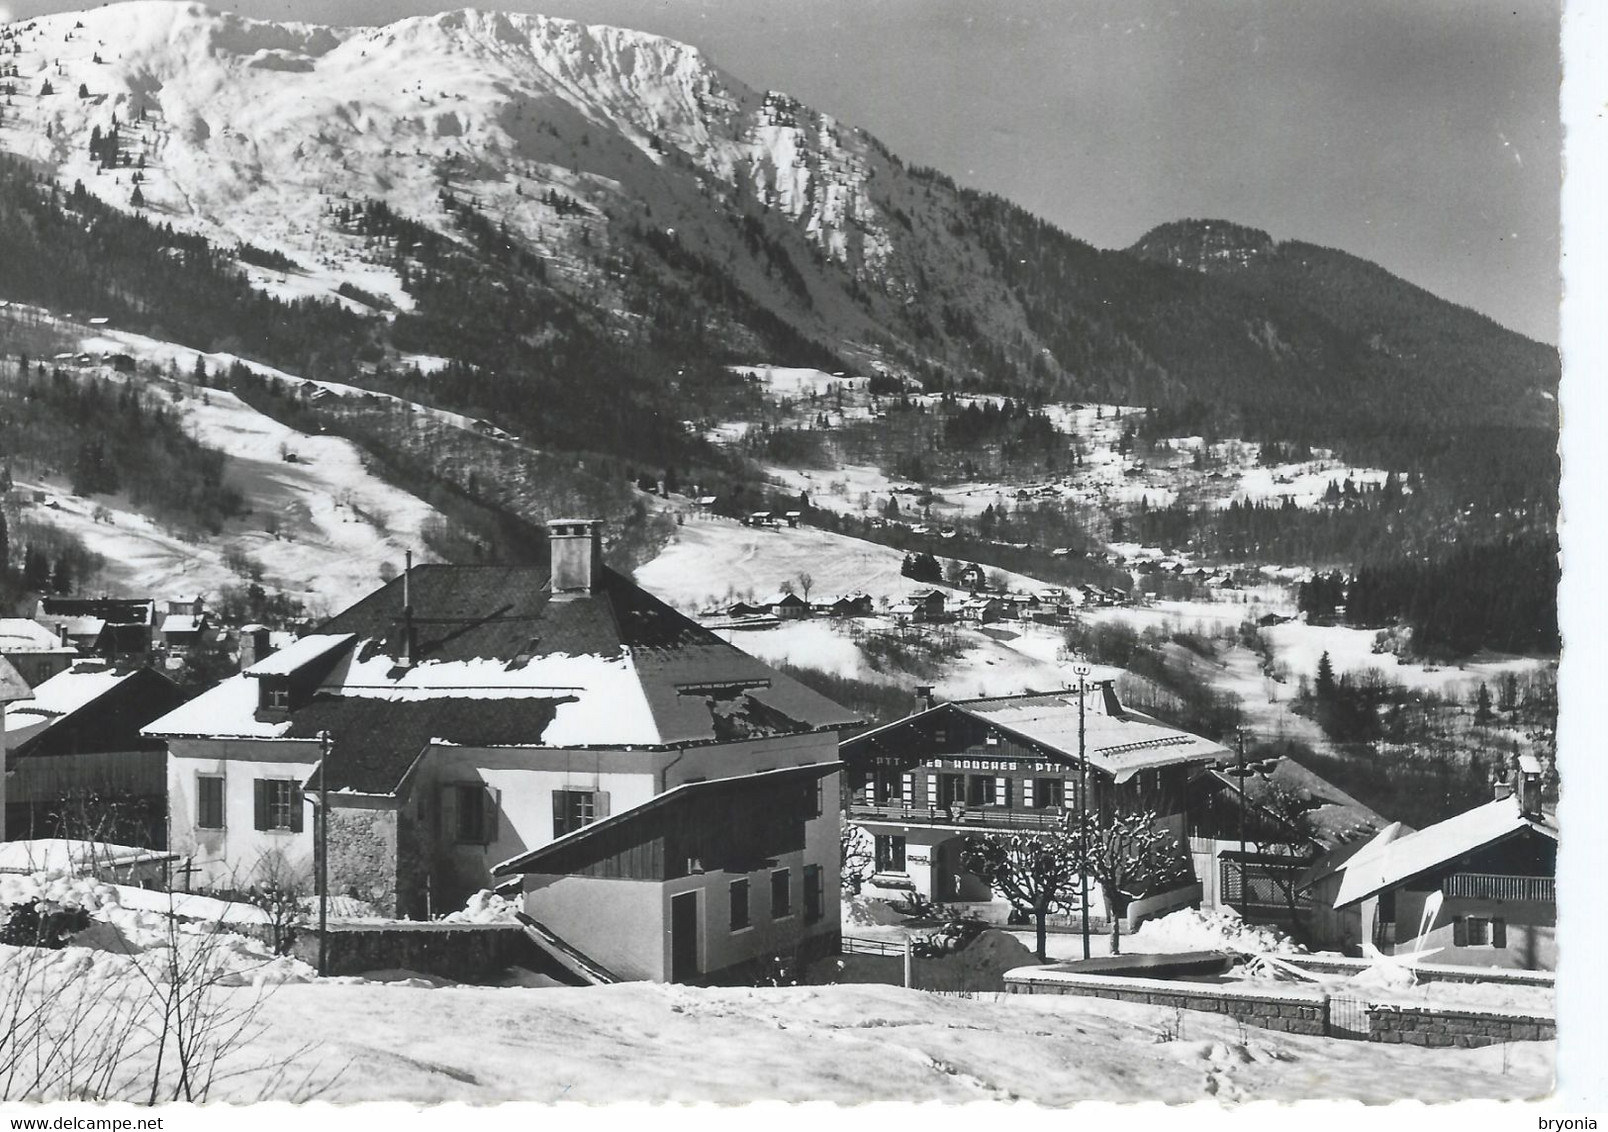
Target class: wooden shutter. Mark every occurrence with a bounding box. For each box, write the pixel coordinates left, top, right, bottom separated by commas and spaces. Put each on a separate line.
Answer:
443, 785, 460, 843
1452, 916, 1468, 946
1492, 918, 1507, 948
926, 774, 938, 806
900, 773, 914, 802
483, 786, 500, 844
594, 791, 610, 820
1022, 778, 1035, 808
550, 789, 564, 838
253, 780, 269, 831
288, 784, 304, 833
994, 776, 1008, 806
1065, 777, 1079, 810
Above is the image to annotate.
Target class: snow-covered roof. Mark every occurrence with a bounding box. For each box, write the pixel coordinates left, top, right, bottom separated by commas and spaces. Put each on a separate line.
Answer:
1331, 796, 1558, 909
845, 683, 1227, 782
0, 618, 77, 653
0, 839, 178, 875
145, 565, 860, 792
0, 657, 30, 703
245, 633, 357, 677
160, 614, 205, 635
5, 665, 142, 734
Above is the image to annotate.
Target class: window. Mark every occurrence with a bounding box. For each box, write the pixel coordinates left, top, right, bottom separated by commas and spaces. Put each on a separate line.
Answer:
873, 771, 903, 804
730, 879, 751, 931
938, 774, 965, 808
553, 789, 598, 837
771, 869, 792, 918
803, 864, 824, 923
258, 677, 291, 713
456, 784, 501, 844
1035, 778, 1065, 809
197, 775, 224, 830
1456, 916, 1507, 948
253, 779, 303, 832
967, 776, 997, 806
875, 834, 906, 874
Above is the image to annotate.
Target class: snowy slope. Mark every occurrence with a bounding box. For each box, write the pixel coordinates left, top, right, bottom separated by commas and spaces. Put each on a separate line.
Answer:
0, 2, 906, 324
6, 311, 451, 609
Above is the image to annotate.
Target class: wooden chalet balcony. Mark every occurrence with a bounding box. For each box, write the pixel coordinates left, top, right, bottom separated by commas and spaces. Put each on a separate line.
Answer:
848, 801, 1069, 831
1442, 872, 1555, 903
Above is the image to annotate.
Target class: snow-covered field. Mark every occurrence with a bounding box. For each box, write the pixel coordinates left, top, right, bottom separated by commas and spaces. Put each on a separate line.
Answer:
1259, 620, 1549, 695
230, 977, 1549, 1103
635, 515, 1055, 610
717, 617, 1074, 700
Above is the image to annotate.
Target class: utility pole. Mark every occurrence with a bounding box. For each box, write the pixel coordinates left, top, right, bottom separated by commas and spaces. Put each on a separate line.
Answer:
318, 728, 330, 977
1236, 728, 1247, 918
1073, 660, 1092, 960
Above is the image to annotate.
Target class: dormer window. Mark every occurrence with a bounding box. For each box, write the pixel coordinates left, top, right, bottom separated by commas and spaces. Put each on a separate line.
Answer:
256, 676, 292, 722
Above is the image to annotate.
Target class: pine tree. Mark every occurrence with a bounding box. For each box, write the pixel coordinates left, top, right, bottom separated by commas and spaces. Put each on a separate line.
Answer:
130, 184, 143, 208
78, 82, 89, 98
1474, 682, 1495, 725
1314, 651, 1336, 699
39, 79, 52, 96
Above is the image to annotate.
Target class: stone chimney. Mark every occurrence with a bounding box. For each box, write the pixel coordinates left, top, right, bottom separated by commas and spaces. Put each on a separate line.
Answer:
549, 519, 604, 596
238, 625, 273, 671
915, 685, 936, 712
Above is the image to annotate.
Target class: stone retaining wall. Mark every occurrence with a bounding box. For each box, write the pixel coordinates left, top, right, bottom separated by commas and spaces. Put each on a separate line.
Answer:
1004, 968, 1328, 1035
1367, 1003, 1555, 1047
291, 922, 557, 981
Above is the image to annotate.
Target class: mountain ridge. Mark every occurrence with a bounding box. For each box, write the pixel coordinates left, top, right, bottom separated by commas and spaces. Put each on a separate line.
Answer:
0, 2, 1559, 445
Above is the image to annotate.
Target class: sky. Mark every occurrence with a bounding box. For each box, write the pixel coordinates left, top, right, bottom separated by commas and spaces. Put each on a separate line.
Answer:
0, 0, 1563, 342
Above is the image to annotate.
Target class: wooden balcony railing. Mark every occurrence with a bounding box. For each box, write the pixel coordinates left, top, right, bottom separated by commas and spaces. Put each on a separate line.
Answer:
1442, 873, 1554, 903
848, 801, 1069, 830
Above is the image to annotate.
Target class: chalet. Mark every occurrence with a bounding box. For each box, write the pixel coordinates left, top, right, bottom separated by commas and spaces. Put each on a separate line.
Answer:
145, 521, 859, 977
840, 681, 1227, 920
0, 618, 79, 688
4, 663, 184, 845
825, 593, 873, 618
157, 597, 210, 656
906, 589, 947, 622
958, 563, 987, 591
958, 597, 1006, 625
493, 764, 839, 983
761, 592, 810, 620
35, 598, 155, 661
743, 511, 778, 528
1303, 757, 1556, 970
1184, 755, 1388, 932
782, 511, 803, 528
724, 600, 771, 619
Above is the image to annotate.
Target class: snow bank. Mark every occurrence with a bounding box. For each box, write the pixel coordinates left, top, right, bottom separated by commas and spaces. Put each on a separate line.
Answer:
440, 889, 521, 925
1129, 907, 1302, 955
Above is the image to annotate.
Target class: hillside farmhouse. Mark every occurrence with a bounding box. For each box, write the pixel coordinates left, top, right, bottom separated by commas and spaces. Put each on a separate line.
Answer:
839, 680, 1226, 922
145, 521, 858, 980
0, 617, 79, 688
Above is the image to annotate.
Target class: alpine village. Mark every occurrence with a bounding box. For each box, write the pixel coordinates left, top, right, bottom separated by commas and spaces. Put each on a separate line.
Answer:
0, 0, 1564, 1106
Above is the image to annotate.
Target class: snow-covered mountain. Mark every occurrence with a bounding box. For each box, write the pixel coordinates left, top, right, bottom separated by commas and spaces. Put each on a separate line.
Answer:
0, 1, 1558, 425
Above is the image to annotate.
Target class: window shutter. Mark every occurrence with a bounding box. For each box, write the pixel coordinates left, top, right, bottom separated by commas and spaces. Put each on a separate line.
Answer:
994, 776, 1008, 806
253, 780, 269, 831
900, 773, 914, 802
594, 791, 610, 820
1022, 778, 1035, 808
483, 786, 500, 844
442, 785, 459, 843
1065, 777, 1079, 809
1492, 918, 1507, 948
926, 774, 938, 806
288, 785, 304, 833
1452, 916, 1468, 946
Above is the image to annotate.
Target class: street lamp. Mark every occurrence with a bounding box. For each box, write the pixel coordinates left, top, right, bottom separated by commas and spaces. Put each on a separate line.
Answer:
1071, 658, 1092, 960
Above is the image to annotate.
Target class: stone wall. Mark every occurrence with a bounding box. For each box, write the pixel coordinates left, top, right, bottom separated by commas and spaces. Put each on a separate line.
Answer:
326, 805, 400, 916
1282, 954, 1555, 989
1367, 1004, 1555, 1047
1004, 968, 1329, 1035
292, 922, 557, 981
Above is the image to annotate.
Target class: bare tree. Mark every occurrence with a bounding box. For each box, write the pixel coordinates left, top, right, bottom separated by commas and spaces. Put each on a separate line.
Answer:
961, 830, 1080, 961
1067, 807, 1191, 954
796, 570, 814, 604
839, 824, 875, 896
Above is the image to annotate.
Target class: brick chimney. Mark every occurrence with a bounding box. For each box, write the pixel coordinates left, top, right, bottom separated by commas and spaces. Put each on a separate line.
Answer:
549, 519, 603, 596
1515, 754, 1544, 819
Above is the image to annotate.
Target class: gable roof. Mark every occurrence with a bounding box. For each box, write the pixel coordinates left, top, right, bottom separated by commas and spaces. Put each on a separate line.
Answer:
492, 763, 840, 877
1195, 756, 1388, 849
1330, 795, 1557, 909
844, 684, 1228, 781
146, 563, 859, 794
7, 665, 182, 760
